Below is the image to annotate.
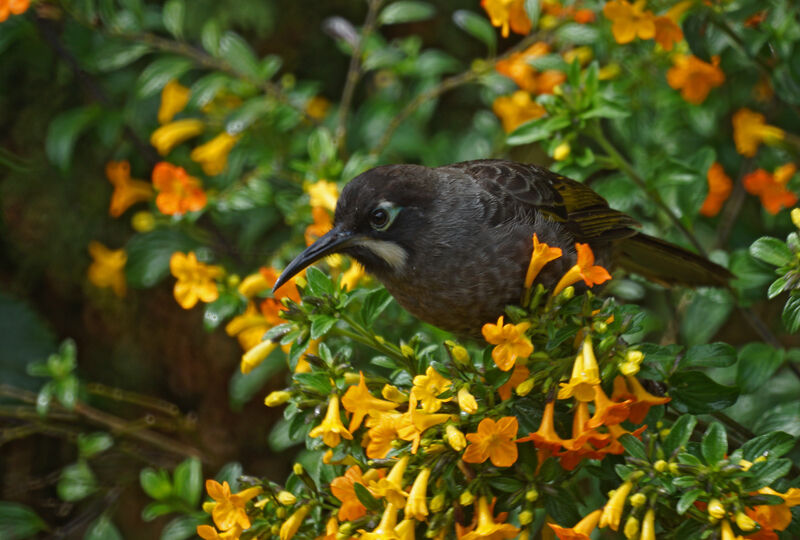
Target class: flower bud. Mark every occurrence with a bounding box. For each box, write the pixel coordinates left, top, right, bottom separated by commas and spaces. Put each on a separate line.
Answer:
792, 208, 800, 229
623, 516, 639, 539
629, 493, 647, 507
293, 463, 304, 475
381, 384, 408, 403
525, 488, 539, 502
593, 320, 608, 333
735, 511, 757, 531
430, 493, 446, 513
459, 490, 474, 506
202, 501, 216, 514
265, 390, 291, 407
626, 350, 644, 364
277, 491, 297, 505
271, 524, 280, 535
669, 462, 681, 474
131, 211, 155, 232
515, 378, 535, 396
401, 344, 415, 358
619, 361, 640, 376
457, 387, 478, 414
708, 499, 726, 520
553, 142, 571, 161
654, 460, 668, 473
519, 510, 534, 525
446, 424, 467, 451
343, 372, 361, 385
560, 286, 574, 300
276, 506, 287, 519
451, 345, 470, 365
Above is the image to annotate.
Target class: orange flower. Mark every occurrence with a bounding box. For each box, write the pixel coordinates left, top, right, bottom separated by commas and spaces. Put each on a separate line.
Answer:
611, 375, 670, 424
602, 0, 655, 44
463, 416, 519, 467
666, 55, 725, 105
746, 487, 800, 533
549, 509, 602, 540
516, 400, 567, 452
330, 466, 369, 521
460, 496, 519, 540
743, 165, 798, 215
87, 241, 127, 297
305, 206, 333, 246
341, 371, 399, 431
653, 15, 683, 51
537, 70, 567, 95
170, 251, 223, 309
552, 243, 611, 296
257, 267, 302, 326
700, 162, 733, 217
196, 524, 241, 540
481, 316, 533, 371
525, 233, 563, 287
308, 394, 352, 447
558, 337, 601, 402
492, 91, 547, 133
586, 384, 631, 428
0, 0, 29, 21
481, 0, 531, 38
497, 363, 529, 400
397, 396, 455, 454
105, 161, 154, 217
733, 108, 785, 157
558, 401, 608, 470
365, 412, 403, 459
205, 479, 262, 531
152, 162, 207, 215
574, 9, 596, 24
495, 42, 551, 93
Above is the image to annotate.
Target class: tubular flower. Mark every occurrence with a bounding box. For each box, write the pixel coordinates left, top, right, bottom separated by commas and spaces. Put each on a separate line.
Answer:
341, 371, 399, 431
170, 251, 223, 309
405, 467, 431, 521
305, 206, 334, 247
548, 509, 602, 540
191, 132, 241, 175
611, 376, 670, 424
240, 339, 278, 374
197, 525, 242, 540
495, 42, 551, 93
330, 466, 369, 521
365, 411, 402, 459
105, 161, 154, 217
599, 480, 633, 531
525, 234, 563, 287
553, 243, 611, 296
744, 165, 798, 215
746, 486, 800, 532
666, 55, 725, 105
152, 162, 207, 215
150, 118, 204, 155
653, 15, 683, 51
558, 401, 608, 470
497, 364, 529, 400
602, 0, 655, 44
457, 387, 479, 414
446, 424, 467, 451
733, 108, 785, 157
460, 496, 519, 540
309, 395, 353, 447
586, 383, 631, 428
87, 241, 127, 297
158, 80, 190, 124
307, 180, 339, 213
359, 503, 400, 540
205, 479, 262, 531
492, 91, 547, 133
368, 456, 409, 508
398, 398, 456, 454
558, 337, 601, 401
412, 366, 453, 413
700, 162, 733, 217
340, 261, 365, 291
481, 316, 533, 371
0, 0, 29, 22
280, 505, 310, 540
481, 0, 531, 38
463, 416, 519, 467
640, 509, 655, 540
396, 519, 415, 540
516, 400, 568, 452
226, 302, 270, 351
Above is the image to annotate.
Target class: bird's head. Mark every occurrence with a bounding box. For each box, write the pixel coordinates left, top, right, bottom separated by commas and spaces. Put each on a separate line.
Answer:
272, 164, 437, 292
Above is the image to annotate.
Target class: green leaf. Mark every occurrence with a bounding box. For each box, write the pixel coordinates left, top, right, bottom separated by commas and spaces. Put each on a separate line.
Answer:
57, 461, 97, 502
378, 2, 435, 25
125, 229, 197, 288
361, 287, 394, 327
219, 32, 261, 79
0, 502, 48, 540
767, 276, 788, 299
681, 342, 736, 368
204, 292, 240, 331
526, 53, 568, 72
36, 382, 53, 417
140, 468, 173, 500
741, 432, 796, 461
268, 418, 305, 452
679, 288, 734, 346
543, 488, 581, 528
701, 422, 727, 465
663, 414, 697, 457
782, 294, 800, 333
294, 373, 333, 395
201, 19, 221, 56
669, 371, 739, 414
188, 74, 229, 108
736, 343, 784, 394
676, 489, 704, 515
749, 237, 793, 266
753, 402, 800, 437
136, 56, 193, 98
743, 459, 792, 491
507, 116, 570, 145
92, 41, 151, 72
225, 96, 272, 134
618, 433, 647, 461
229, 347, 285, 410
84, 515, 122, 540
580, 101, 630, 120
307, 127, 336, 166
305, 267, 334, 297
452, 10, 496, 52
487, 476, 524, 493
173, 457, 202, 507
555, 23, 599, 45
160, 516, 204, 540
77, 432, 113, 459
54, 375, 78, 410
354, 482, 382, 511
45, 106, 101, 172
214, 462, 242, 492
142, 502, 174, 522
310, 314, 338, 340
524, 0, 540, 28
162, 0, 185, 39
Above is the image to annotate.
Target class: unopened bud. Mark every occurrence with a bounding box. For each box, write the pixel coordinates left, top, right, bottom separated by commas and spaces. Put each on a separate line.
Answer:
381, 384, 407, 403
708, 499, 726, 520
525, 488, 539, 502
735, 511, 757, 531
293, 463, 304, 475
430, 493, 446, 513
277, 491, 297, 505
459, 490, 474, 506
271, 524, 280, 535
202, 501, 216, 514
343, 372, 361, 385
623, 516, 639, 539
626, 350, 644, 364
401, 344, 415, 358
131, 211, 156, 233
451, 345, 470, 366
275, 506, 286, 519
515, 378, 535, 396
792, 208, 800, 229
669, 463, 681, 474
560, 286, 575, 300
338, 522, 353, 537
519, 510, 534, 525
629, 493, 647, 507
457, 387, 478, 414
654, 460, 668, 473
265, 390, 291, 407
446, 424, 467, 451
619, 361, 640, 376
553, 142, 571, 161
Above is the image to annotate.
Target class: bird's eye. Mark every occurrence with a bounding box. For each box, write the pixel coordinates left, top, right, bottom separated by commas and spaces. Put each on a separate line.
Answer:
370, 208, 390, 230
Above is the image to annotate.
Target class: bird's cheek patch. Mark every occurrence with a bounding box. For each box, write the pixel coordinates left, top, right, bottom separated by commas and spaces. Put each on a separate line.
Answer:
355, 238, 408, 271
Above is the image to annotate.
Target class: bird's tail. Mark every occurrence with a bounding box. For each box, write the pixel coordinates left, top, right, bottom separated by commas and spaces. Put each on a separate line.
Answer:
615, 233, 732, 287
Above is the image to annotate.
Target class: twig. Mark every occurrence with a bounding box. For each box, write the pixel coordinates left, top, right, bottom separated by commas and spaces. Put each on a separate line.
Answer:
335, 0, 385, 157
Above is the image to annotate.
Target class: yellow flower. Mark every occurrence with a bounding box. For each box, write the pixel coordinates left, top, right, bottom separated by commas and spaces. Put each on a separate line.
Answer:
191, 132, 241, 175
405, 467, 431, 521
226, 302, 269, 351
525, 233, 563, 287
368, 456, 409, 508
460, 496, 519, 540
340, 262, 365, 291
131, 211, 156, 232
445, 424, 467, 451
397, 399, 456, 454
708, 499, 726, 520
205, 479, 262, 531
330, 466, 369, 521
307, 180, 339, 212
240, 340, 278, 374
457, 387, 478, 414
158, 80, 190, 124
492, 91, 546, 133
552, 243, 611, 296
719, 520, 738, 540
264, 390, 291, 407
197, 524, 242, 540
365, 411, 403, 459
640, 509, 655, 540
396, 519, 415, 540
105, 161, 154, 218
482, 0, 531, 38
412, 366, 453, 413
341, 371, 399, 431
666, 55, 725, 105
169, 251, 224, 309
548, 509, 602, 540
734, 511, 756, 531
558, 337, 601, 401
359, 503, 400, 540
462, 417, 519, 467
87, 241, 127, 297
279, 504, 310, 540
237, 272, 270, 298
305, 95, 331, 120
481, 316, 533, 371
553, 142, 571, 161
308, 395, 352, 447
733, 108, 785, 157
150, 119, 204, 156
599, 480, 633, 531
602, 0, 655, 44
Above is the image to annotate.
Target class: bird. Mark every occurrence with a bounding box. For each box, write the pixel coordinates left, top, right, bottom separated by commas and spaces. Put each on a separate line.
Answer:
273, 159, 731, 337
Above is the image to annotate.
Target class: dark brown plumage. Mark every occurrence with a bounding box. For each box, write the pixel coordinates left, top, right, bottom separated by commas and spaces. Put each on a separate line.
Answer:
274, 159, 731, 337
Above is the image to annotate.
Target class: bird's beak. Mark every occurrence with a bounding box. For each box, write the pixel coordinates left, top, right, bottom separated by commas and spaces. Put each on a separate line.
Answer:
272, 226, 355, 293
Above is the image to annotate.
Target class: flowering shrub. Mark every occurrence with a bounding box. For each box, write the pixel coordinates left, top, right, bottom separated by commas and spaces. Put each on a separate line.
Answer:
1, 0, 800, 539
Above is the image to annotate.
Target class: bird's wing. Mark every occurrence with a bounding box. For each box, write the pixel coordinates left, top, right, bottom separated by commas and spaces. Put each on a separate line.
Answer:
447, 159, 639, 242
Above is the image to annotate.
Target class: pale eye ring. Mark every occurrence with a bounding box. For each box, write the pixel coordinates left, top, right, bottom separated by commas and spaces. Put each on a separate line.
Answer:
370, 208, 390, 230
